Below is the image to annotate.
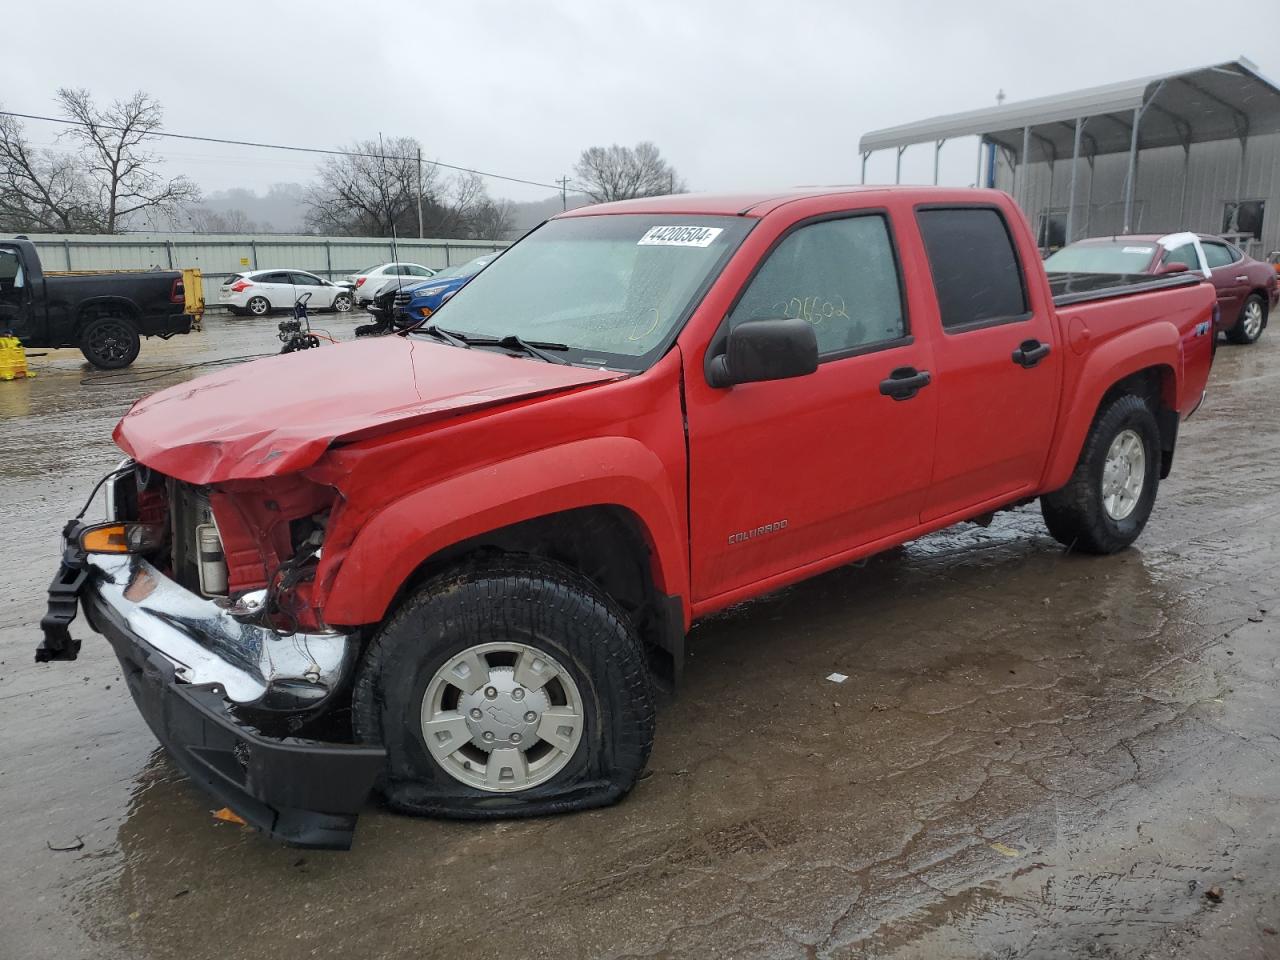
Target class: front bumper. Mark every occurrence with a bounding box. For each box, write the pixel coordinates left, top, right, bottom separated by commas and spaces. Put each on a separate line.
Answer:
41, 548, 385, 849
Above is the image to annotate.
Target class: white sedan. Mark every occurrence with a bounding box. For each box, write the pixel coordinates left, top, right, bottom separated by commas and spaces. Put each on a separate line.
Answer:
219, 270, 354, 316
345, 262, 439, 305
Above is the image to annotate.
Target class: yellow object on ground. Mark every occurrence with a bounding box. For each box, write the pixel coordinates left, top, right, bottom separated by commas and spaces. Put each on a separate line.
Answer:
0, 336, 32, 381
181, 268, 206, 331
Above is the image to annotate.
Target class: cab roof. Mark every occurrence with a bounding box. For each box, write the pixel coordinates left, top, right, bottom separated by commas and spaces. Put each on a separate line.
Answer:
555, 185, 991, 219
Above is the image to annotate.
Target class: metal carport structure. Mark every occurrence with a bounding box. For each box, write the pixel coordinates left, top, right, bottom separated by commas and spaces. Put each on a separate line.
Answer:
858, 58, 1280, 247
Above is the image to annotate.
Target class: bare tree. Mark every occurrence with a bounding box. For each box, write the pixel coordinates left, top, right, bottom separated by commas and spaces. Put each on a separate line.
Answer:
468, 197, 516, 241
187, 206, 258, 234
55, 88, 200, 232
305, 143, 513, 240
305, 137, 428, 237
0, 109, 97, 232
573, 142, 686, 203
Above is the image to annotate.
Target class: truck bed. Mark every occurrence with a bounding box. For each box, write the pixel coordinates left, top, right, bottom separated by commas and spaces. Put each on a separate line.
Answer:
1048, 271, 1204, 307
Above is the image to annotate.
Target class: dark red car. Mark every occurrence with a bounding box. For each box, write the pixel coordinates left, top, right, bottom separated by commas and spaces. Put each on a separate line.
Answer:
1045, 232, 1278, 344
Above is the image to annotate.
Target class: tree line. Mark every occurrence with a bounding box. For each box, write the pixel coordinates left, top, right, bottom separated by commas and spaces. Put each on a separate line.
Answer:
0, 88, 686, 239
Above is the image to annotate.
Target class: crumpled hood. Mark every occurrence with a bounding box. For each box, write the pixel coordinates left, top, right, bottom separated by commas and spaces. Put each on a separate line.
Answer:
114, 336, 625, 484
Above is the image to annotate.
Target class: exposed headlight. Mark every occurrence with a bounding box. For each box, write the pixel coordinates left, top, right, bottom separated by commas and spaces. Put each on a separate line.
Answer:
79, 522, 166, 554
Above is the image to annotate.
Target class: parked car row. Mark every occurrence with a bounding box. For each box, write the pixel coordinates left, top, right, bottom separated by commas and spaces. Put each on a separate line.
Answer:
340, 262, 439, 306
1044, 232, 1278, 345
362, 255, 499, 327
218, 262, 444, 316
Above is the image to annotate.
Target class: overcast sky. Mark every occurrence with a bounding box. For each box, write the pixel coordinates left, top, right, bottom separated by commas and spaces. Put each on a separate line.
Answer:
7, 0, 1279, 205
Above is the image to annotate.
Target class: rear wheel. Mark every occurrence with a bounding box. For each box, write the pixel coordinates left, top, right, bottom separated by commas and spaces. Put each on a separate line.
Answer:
79, 315, 140, 369
1041, 393, 1160, 554
1227, 293, 1266, 345
353, 557, 655, 818
246, 296, 271, 317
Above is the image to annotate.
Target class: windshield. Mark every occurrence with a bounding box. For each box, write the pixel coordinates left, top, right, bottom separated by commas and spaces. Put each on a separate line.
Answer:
1044, 242, 1158, 275
430, 215, 752, 368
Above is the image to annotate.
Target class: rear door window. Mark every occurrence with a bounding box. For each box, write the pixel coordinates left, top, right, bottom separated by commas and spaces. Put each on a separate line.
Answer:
729, 214, 907, 358
916, 207, 1029, 331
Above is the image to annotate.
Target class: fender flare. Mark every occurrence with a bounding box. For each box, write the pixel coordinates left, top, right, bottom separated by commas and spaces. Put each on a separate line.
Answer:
322, 435, 689, 626
76, 296, 141, 325
1041, 320, 1180, 492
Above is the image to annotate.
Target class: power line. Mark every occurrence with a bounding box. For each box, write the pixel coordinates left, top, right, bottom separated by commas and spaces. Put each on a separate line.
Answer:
0, 109, 590, 195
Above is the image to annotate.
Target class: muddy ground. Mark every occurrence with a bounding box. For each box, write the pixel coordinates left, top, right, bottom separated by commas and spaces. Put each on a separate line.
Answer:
1, 311, 1277, 960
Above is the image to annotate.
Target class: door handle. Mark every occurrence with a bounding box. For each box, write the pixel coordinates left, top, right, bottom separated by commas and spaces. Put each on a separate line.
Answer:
1012, 339, 1051, 368
879, 366, 931, 401
1235, 275, 1249, 282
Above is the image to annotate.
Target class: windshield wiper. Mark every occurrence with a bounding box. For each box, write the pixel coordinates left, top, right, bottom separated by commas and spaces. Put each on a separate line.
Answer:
414, 324, 471, 349
411, 325, 570, 364
492, 334, 570, 364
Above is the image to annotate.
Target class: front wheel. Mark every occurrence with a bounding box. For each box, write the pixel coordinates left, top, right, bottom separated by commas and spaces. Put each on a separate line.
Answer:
79, 315, 141, 369
1227, 293, 1266, 345
353, 558, 655, 818
331, 292, 353, 313
1041, 393, 1161, 554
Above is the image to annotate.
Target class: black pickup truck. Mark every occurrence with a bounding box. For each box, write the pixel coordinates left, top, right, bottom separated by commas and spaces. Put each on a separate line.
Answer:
0, 238, 198, 369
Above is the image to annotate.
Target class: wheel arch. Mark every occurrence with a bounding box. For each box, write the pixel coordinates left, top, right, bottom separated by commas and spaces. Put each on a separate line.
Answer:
1042, 322, 1182, 491
76, 297, 140, 331
321, 438, 690, 677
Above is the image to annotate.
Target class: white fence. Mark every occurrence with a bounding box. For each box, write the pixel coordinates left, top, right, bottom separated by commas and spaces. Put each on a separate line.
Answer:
21, 233, 510, 288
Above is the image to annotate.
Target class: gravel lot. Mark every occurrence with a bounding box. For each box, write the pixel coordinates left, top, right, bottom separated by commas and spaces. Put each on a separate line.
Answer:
1, 311, 1277, 959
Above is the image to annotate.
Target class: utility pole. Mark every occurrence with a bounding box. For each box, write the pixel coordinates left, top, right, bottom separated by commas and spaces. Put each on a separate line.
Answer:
556, 176, 570, 211
416, 147, 424, 239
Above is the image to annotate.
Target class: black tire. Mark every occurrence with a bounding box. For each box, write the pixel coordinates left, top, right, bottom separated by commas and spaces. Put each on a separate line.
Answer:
1226, 293, 1266, 345
246, 295, 271, 317
331, 292, 353, 313
1041, 393, 1161, 554
353, 557, 655, 819
78, 315, 141, 369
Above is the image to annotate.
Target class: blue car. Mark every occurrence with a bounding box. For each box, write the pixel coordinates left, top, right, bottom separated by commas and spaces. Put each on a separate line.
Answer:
393, 254, 498, 324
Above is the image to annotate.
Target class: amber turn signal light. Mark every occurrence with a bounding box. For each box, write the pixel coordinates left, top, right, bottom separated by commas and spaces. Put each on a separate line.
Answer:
78, 522, 165, 554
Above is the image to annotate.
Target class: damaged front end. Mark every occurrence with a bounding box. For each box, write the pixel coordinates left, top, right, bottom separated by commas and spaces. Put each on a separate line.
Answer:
36, 462, 385, 849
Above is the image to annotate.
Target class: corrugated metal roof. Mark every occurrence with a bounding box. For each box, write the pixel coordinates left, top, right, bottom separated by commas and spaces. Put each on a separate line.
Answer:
860, 58, 1280, 160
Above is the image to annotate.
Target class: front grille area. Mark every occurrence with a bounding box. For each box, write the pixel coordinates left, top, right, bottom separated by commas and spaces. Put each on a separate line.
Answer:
393, 290, 413, 308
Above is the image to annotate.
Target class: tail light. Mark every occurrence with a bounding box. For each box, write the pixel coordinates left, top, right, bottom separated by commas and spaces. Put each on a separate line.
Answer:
169, 278, 185, 304
355, 277, 367, 287
230, 280, 252, 293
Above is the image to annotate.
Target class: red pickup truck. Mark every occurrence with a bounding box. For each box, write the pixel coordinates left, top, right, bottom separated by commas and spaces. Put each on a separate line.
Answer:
36, 188, 1216, 848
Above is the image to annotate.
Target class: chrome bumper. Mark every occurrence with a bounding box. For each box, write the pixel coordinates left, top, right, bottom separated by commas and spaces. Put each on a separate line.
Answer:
84, 553, 355, 710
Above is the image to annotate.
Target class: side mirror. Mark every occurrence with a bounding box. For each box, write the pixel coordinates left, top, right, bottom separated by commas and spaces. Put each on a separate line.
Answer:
1157, 261, 1189, 275
707, 317, 819, 388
